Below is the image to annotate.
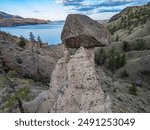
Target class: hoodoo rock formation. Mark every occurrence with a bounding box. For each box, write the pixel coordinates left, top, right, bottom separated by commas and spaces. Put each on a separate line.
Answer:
23, 14, 111, 113
61, 14, 111, 48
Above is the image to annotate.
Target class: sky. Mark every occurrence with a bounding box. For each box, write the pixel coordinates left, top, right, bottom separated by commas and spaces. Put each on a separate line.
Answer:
0, 0, 149, 21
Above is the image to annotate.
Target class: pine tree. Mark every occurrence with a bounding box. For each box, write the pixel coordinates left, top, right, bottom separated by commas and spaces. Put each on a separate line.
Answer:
37, 35, 42, 47
122, 41, 130, 52
108, 55, 116, 72
17, 35, 26, 48
115, 34, 119, 41
29, 32, 36, 42
120, 53, 126, 67
115, 53, 121, 69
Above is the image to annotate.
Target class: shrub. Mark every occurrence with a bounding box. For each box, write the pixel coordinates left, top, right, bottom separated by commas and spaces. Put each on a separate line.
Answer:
108, 52, 126, 71
129, 84, 137, 96
120, 70, 129, 78
134, 39, 146, 51
17, 36, 26, 48
108, 55, 116, 71
120, 54, 126, 67
1, 87, 31, 110
95, 48, 107, 65
115, 34, 119, 41
141, 70, 150, 76
122, 41, 130, 52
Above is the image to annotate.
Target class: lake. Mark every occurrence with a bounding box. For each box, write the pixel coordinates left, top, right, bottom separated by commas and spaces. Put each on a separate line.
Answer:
0, 21, 65, 45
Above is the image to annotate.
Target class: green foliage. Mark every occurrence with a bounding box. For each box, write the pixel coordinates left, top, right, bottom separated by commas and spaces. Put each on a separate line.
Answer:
108, 47, 126, 71
115, 34, 119, 41
0, 76, 7, 88
17, 35, 26, 48
15, 87, 30, 100
95, 48, 107, 65
108, 55, 116, 71
120, 70, 129, 78
134, 39, 146, 51
37, 35, 43, 47
108, 24, 118, 35
108, 5, 150, 33
29, 32, 36, 42
122, 41, 131, 52
129, 84, 137, 96
1, 87, 30, 109
141, 70, 150, 76
120, 54, 126, 67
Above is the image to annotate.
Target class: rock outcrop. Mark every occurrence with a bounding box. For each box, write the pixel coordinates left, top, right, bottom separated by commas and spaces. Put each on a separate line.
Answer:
23, 14, 111, 113
61, 14, 111, 48
24, 46, 111, 112
0, 32, 63, 82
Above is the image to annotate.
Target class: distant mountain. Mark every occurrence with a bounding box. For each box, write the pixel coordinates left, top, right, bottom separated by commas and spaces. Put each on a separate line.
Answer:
0, 11, 23, 19
97, 20, 109, 24
0, 11, 51, 27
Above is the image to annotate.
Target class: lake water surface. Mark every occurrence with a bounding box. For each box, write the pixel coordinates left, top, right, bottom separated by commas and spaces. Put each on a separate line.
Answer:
0, 21, 64, 45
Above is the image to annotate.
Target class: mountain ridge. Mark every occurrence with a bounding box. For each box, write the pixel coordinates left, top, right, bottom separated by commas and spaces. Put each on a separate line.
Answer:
0, 11, 51, 27
0, 11, 23, 19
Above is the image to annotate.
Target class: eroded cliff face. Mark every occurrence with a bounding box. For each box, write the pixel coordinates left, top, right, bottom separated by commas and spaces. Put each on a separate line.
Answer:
23, 14, 111, 113
50, 47, 111, 112
23, 46, 111, 113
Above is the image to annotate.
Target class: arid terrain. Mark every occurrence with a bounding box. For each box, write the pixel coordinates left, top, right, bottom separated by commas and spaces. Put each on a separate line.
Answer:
0, 3, 150, 113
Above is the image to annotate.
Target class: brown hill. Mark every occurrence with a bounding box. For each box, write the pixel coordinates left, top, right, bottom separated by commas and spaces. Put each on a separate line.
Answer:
0, 11, 50, 27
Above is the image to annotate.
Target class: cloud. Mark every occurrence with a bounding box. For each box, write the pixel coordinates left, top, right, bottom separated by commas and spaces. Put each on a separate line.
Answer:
95, 0, 136, 7
75, 6, 95, 12
56, 0, 136, 12
34, 11, 39, 13
55, 0, 149, 19
56, 0, 84, 6
97, 8, 121, 13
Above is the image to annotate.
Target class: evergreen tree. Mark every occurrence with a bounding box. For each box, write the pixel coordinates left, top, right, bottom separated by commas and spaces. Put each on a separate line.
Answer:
95, 48, 107, 65
129, 84, 137, 96
135, 39, 145, 50
108, 55, 116, 72
29, 32, 36, 42
115, 53, 121, 69
122, 41, 130, 52
115, 34, 119, 41
37, 35, 42, 47
17, 35, 26, 48
120, 53, 126, 67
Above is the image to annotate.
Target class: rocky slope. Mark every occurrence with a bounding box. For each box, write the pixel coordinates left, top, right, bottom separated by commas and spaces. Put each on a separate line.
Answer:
0, 32, 63, 81
23, 14, 111, 113
0, 11, 23, 19
94, 2, 150, 112
0, 31, 63, 112
108, 3, 150, 33
0, 7, 150, 113
0, 11, 50, 27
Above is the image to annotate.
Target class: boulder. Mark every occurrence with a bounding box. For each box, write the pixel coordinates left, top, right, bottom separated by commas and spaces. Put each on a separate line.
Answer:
61, 14, 111, 48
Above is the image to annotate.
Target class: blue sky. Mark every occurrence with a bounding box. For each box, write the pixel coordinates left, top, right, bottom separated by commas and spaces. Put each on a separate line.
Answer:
0, 0, 149, 21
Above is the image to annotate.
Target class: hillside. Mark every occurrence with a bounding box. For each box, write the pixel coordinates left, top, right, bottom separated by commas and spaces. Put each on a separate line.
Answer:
0, 11, 50, 27
108, 3, 150, 34
94, 2, 150, 112
0, 3, 150, 113
0, 11, 23, 19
